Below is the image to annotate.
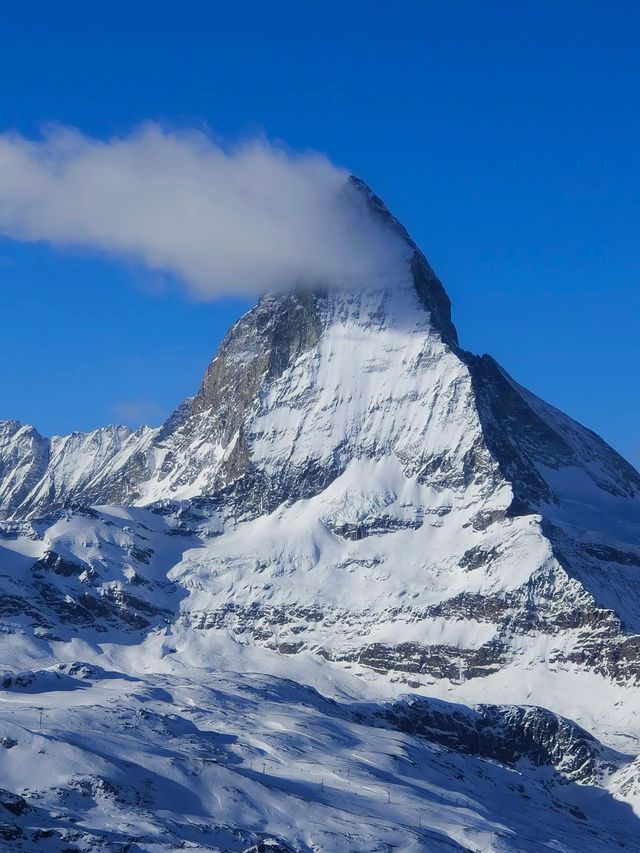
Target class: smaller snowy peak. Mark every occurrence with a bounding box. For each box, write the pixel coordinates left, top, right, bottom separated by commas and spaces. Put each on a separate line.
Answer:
0, 420, 50, 517
0, 422, 159, 520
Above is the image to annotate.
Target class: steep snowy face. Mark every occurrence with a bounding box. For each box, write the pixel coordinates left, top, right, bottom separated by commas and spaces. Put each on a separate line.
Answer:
239, 284, 488, 498
130, 275, 501, 518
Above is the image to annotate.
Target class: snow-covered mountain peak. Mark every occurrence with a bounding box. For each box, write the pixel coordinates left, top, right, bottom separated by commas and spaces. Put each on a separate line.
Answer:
347, 174, 459, 346
1, 179, 640, 849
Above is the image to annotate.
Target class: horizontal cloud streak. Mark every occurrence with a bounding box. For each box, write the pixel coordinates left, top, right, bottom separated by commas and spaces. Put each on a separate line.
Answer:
0, 124, 409, 297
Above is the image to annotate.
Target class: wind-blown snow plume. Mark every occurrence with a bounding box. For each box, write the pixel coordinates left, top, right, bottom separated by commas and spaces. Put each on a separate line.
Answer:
0, 124, 409, 296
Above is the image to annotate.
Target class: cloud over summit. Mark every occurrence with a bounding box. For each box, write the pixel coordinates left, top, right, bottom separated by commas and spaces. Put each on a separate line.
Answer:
0, 124, 409, 298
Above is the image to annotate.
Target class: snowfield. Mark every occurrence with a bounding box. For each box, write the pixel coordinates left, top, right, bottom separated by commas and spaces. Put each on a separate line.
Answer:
0, 631, 639, 852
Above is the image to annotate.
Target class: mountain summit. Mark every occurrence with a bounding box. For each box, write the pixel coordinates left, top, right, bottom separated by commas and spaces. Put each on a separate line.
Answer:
1, 179, 639, 850
2, 175, 640, 679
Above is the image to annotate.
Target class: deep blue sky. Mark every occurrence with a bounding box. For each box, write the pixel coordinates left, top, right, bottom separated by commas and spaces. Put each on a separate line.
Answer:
1, 2, 638, 466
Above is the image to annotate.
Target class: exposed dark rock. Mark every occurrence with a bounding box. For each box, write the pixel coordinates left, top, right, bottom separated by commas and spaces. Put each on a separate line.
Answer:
0, 788, 29, 817
32, 550, 85, 577
356, 696, 621, 784
458, 545, 501, 571
0, 822, 23, 841
333, 640, 507, 680
243, 839, 297, 853
324, 513, 423, 540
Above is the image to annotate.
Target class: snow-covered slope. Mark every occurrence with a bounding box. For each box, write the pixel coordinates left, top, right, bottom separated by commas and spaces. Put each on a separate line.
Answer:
1, 177, 640, 850
0, 636, 637, 852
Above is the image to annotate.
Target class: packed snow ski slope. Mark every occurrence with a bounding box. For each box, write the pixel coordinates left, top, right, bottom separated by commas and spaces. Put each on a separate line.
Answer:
0, 177, 639, 851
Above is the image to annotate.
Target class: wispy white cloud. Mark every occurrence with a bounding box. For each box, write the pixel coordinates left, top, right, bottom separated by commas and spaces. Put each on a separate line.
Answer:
0, 124, 409, 297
